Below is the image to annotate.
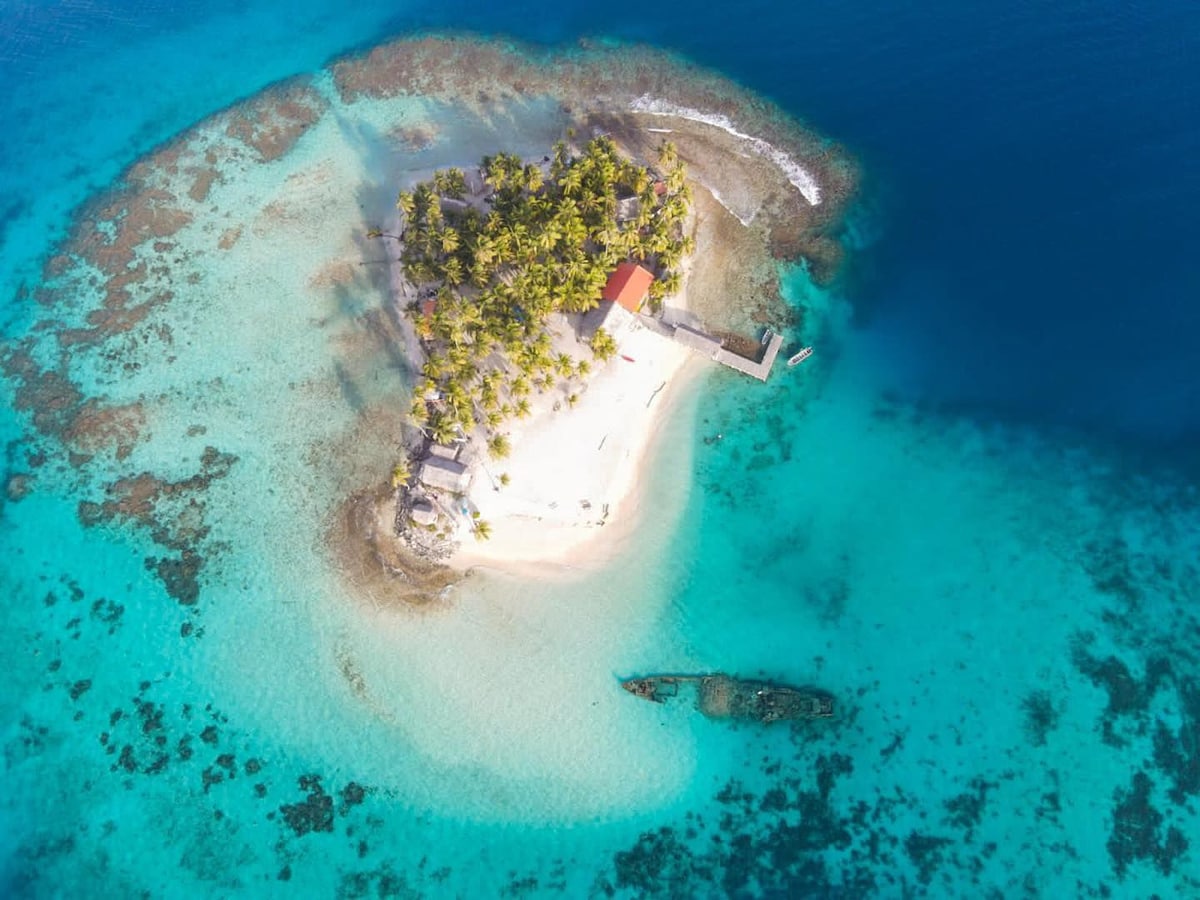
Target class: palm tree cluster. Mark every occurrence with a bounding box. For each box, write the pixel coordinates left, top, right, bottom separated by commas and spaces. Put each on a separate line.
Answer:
398, 137, 692, 448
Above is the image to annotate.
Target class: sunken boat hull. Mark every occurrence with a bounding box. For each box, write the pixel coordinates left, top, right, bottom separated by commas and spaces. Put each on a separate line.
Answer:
621, 674, 833, 723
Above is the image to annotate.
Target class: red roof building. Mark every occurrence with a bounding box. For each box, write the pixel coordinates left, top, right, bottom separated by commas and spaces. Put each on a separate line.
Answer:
602, 262, 654, 313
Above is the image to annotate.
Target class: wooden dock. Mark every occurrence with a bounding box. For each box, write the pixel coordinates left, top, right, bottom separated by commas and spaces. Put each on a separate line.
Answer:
636, 313, 785, 381
714, 330, 783, 381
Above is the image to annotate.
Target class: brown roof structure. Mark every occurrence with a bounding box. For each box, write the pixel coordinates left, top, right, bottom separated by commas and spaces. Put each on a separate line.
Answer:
602, 262, 654, 313
418, 456, 470, 493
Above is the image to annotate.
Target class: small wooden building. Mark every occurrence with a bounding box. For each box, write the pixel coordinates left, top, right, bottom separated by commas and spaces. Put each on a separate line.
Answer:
418, 456, 470, 493
602, 262, 655, 313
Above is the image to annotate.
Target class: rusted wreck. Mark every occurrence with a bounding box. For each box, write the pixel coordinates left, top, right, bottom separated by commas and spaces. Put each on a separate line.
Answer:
621, 674, 833, 723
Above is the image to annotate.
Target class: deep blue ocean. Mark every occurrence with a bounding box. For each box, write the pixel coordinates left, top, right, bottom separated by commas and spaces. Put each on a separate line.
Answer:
3, 1, 1200, 896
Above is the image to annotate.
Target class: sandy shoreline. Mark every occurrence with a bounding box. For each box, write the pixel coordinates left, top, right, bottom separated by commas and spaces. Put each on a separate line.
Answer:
447, 328, 704, 578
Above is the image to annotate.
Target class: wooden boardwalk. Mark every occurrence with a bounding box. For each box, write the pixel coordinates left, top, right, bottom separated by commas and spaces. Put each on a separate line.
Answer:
636, 313, 785, 381
714, 330, 783, 381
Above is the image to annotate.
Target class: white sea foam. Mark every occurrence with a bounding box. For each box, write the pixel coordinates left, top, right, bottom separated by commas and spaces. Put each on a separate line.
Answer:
706, 185, 754, 226
629, 95, 822, 206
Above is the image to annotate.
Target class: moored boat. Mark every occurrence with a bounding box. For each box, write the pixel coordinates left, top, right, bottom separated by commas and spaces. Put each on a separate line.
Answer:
787, 346, 814, 366
621, 673, 833, 723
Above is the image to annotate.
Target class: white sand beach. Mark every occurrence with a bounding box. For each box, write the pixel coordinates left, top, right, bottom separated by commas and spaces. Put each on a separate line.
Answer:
447, 311, 702, 575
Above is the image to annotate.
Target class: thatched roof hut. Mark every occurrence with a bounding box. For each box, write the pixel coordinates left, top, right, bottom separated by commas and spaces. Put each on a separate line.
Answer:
418, 456, 470, 493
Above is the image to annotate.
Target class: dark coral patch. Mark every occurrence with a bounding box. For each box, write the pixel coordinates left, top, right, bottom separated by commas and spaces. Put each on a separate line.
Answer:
1107, 771, 1188, 877
1, 342, 84, 438
68, 679, 92, 701
75, 447, 236, 607
187, 167, 219, 203
613, 827, 694, 897
59, 291, 172, 349
224, 80, 325, 162
5, 472, 32, 502
145, 550, 203, 606
339, 781, 366, 813
1022, 690, 1059, 746
1071, 635, 1172, 746
903, 832, 953, 886
942, 777, 995, 839
2, 340, 148, 462
61, 400, 146, 459
606, 753, 867, 896
1152, 678, 1200, 804
280, 775, 334, 837
337, 865, 414, 899
67, 187, 192, 281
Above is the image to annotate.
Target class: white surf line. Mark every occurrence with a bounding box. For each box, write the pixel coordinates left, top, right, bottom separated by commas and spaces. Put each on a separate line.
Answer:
706, 185, 754, 227
629, 95, 822, 206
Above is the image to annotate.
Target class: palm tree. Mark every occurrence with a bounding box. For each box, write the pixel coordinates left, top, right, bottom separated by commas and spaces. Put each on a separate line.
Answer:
590, 328, 617, 361
487, 433, 511, 459
524, 164, 544, 194
390, 460, 411, 489
555, 352, 574, 378
657, 140, 679, 172
442, 257, 464, 286
473, 520, 493, 541
431, 416, 458, 446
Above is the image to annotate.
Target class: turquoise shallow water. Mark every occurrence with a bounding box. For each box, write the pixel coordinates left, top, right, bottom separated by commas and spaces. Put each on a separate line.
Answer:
4, 3, 1200, 898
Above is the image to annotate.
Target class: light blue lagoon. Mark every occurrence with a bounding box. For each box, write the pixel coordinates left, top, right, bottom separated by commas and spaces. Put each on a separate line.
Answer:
2, 4, 1199, 898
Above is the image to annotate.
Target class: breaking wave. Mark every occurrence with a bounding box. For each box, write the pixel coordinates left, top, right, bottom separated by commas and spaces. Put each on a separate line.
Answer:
629, 95, 822, 206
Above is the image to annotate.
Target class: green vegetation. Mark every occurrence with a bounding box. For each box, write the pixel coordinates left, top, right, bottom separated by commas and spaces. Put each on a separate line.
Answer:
398, 137, 692, 445
389, 460, 411, 489
487, 432, 512, 459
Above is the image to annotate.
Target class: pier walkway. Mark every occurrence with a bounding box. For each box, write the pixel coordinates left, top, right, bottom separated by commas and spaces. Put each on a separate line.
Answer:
714, 330, 783, 381
642, 314, 783, 381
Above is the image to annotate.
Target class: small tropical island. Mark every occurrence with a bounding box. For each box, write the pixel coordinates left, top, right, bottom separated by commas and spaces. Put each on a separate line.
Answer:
373, 133, 788, 578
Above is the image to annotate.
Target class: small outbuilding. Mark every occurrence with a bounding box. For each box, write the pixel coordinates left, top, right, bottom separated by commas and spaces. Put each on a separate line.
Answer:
410, 498, 438, 526
602, 262, 655, 313
615, 194, 641, 222
418, 456, 470, 493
